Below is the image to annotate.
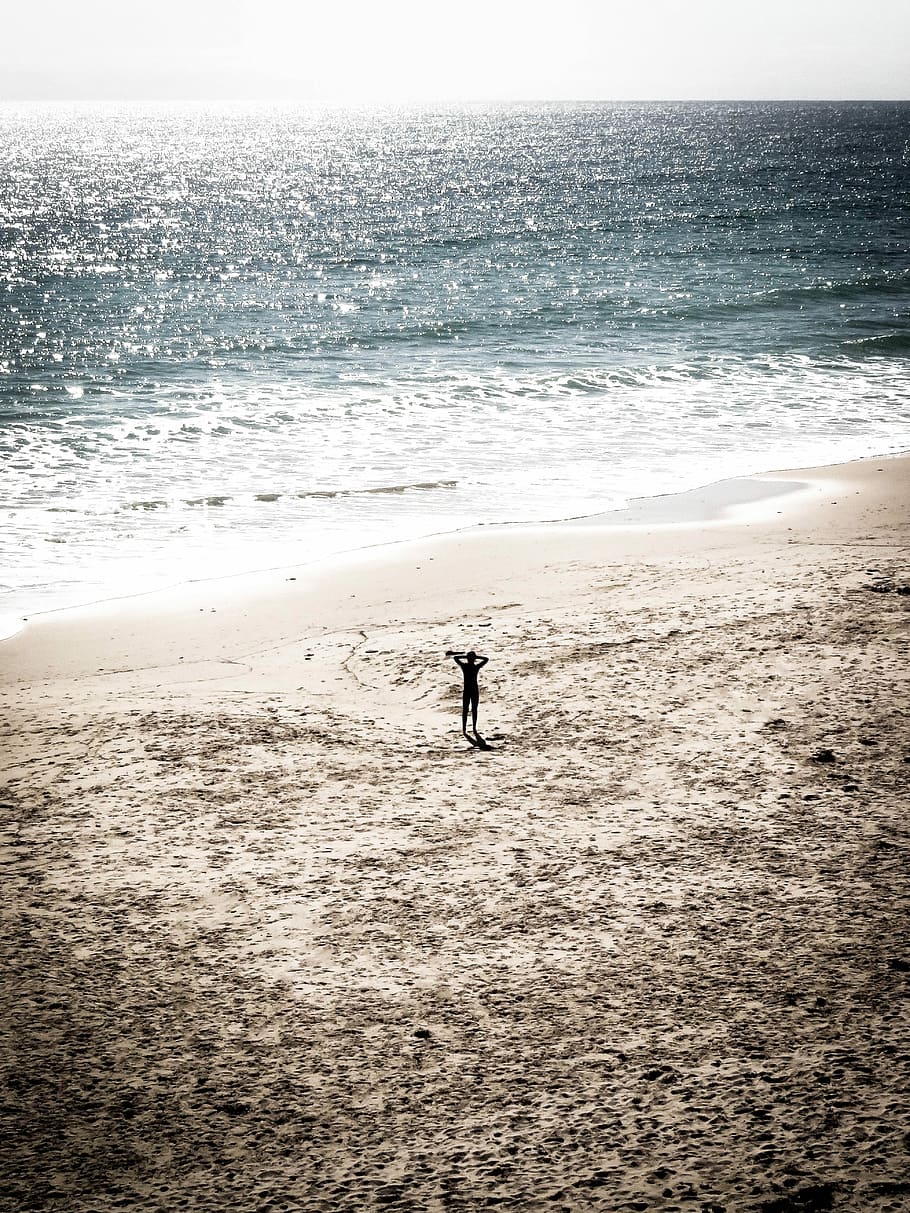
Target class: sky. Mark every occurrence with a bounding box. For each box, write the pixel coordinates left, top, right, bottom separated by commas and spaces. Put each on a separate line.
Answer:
2, 0, 908, 102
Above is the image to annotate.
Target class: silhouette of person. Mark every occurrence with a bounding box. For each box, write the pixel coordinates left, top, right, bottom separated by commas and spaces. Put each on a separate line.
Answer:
446, 649, 489, 737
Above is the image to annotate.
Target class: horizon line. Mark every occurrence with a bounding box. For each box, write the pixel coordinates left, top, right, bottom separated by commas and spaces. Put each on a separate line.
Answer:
2, 95, 908, 106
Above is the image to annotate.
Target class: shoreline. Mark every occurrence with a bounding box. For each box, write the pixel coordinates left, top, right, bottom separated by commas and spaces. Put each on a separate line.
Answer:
0, 450, 889, 646
3, 447, 906, 702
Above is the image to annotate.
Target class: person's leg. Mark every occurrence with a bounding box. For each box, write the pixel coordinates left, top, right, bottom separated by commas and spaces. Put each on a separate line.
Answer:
462, 690, 470, 735
470, 688, 479, 732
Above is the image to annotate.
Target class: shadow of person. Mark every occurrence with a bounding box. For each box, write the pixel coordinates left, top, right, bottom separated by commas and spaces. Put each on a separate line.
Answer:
470, 731, 493, 751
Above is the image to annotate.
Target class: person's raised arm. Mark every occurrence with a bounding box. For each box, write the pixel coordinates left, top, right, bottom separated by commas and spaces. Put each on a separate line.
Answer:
476, 654, 489, 667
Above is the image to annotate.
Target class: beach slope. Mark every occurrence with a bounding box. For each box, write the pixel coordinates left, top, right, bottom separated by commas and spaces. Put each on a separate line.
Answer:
2, 456, 909, 1212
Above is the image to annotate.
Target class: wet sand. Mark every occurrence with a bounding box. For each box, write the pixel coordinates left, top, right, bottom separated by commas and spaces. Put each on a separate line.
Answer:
2, 455, 909, 1212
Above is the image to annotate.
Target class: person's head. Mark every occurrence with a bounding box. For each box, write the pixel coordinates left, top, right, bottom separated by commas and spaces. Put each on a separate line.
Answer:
466, 650, 477, 661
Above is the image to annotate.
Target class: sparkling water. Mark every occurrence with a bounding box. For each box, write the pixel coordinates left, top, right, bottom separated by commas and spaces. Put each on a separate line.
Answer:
2, 101, 909, 628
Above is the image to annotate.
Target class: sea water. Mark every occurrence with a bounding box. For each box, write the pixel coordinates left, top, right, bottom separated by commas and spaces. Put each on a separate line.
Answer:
1, 101, 909, 628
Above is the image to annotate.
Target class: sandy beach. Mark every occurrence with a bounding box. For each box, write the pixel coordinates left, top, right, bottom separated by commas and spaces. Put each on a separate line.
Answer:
2, 454, 909, 1213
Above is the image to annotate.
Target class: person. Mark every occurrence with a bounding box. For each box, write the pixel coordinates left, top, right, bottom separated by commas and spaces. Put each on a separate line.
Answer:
445, 649, 489, 737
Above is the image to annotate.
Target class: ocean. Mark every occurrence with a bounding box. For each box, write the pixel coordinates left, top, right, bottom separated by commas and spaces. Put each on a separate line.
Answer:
1, 101, 909, 631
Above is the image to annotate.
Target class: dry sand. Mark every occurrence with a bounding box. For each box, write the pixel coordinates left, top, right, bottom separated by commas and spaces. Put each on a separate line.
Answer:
1, 455, 909, 1213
